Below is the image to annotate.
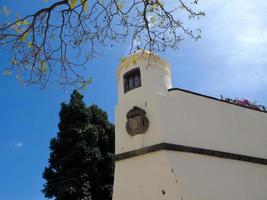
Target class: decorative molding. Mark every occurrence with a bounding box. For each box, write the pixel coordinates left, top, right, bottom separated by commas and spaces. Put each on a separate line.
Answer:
126, 106, 149, 136
115, 143, 267, 166
168, 88, 267, 114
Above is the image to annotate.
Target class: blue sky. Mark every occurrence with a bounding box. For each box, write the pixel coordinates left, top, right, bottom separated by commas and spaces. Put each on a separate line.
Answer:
1, 0, 267, 200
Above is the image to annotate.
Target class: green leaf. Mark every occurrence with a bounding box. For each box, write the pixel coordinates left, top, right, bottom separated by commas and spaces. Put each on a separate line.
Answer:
68, 0, 78, 9
15, 20, 22, 26
3, 70, 12, 76
12, 25, 21, 34
20, 30, 29, 41
151, 4, 159, 11
22, 19, 30, 25
117, 2, 124, 10
40, 61, 47, 72
27, 42, 33, 48
80, 0, 88, 12
151, 16, 157, 24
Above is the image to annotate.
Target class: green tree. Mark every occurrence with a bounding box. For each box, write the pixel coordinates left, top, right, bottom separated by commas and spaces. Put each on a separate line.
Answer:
0, 0, 204, 88
42, 90, 115, 200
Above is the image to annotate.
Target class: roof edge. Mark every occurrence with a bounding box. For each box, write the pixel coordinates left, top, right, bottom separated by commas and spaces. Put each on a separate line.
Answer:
168, 88, 267, 114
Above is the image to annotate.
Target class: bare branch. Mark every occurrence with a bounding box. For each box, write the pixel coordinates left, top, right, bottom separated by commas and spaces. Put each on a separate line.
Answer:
0, 0, 204, 88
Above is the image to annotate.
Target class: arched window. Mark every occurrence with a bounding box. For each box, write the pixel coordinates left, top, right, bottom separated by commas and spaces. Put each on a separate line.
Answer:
123, 68, 141, 93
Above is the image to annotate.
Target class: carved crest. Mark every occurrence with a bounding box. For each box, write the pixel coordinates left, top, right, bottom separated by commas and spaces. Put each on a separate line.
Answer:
126, 106, 149, 136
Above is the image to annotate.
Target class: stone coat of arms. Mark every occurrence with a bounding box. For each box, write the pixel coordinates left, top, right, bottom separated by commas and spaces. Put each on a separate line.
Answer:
126, 106, 149, 136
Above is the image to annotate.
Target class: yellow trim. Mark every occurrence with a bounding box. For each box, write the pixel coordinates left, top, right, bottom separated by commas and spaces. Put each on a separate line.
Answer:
117, 50, 170, 80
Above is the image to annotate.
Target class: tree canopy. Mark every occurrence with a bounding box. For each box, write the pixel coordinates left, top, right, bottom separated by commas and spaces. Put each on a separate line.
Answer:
42, 90, 115, 200
0, 0, 204, 88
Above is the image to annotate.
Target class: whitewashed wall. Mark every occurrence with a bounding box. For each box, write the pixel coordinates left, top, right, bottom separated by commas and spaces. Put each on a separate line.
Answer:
158, 91, 267, 158
113, 51, 267, 200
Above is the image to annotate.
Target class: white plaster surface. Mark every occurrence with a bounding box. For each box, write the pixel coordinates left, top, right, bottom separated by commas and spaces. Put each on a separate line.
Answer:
112, 151, 182, 200
167, 150, 267, 200
158, 92, 267, 158
113, 151, 267, 200
113, 52, 267, 200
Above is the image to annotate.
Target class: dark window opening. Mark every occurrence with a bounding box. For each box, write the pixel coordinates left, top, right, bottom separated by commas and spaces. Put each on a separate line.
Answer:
123, 68, 141, 93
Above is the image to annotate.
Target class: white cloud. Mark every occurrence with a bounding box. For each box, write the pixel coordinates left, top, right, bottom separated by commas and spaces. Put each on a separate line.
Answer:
181, 0, 267, 98
121, 0, 267, 102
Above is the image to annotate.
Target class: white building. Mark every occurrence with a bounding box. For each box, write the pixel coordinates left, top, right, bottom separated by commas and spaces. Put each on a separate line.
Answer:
112, 50, 267, 200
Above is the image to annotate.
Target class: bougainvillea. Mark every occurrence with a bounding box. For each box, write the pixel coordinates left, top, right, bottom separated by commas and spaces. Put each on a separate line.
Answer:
220, 95, 266, 112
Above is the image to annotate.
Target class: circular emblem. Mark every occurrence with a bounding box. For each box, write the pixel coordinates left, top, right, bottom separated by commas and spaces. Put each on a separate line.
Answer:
126, 106, 149, 136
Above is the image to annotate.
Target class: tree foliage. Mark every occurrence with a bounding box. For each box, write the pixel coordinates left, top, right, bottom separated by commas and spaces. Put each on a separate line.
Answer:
42, 90, 115, 200
0, 0, 204, 88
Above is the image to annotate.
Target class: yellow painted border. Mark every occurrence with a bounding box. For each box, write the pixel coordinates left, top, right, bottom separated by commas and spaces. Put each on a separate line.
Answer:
117, 50, 170, 81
